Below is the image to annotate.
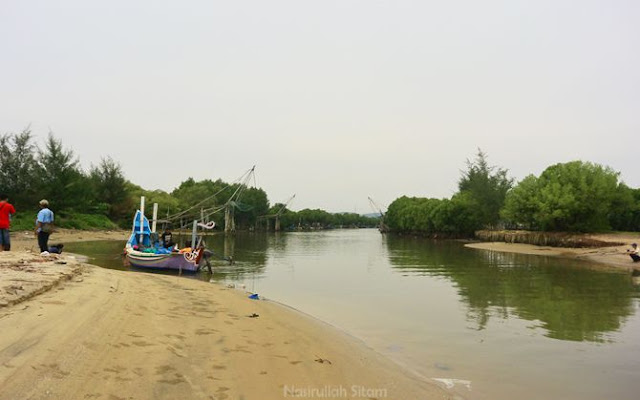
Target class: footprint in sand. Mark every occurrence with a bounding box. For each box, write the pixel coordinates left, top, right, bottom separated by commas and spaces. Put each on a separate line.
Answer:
38, 363, 70, 379
155, 365, 176, 374
132, 340, 154, 347
195, 328, 218, 336
165, 333, 187, 340
215, 387, 230, 400
82, 341, 100, 351
166, 346, 186, 358
232, 345, 251, 354
157, 374, 186, 385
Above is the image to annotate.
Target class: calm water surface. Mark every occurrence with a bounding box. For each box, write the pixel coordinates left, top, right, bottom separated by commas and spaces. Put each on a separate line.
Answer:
66, 230, 640, 400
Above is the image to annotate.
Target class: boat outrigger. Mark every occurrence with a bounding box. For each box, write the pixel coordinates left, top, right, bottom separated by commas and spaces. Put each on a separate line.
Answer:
124, 197, 205, 272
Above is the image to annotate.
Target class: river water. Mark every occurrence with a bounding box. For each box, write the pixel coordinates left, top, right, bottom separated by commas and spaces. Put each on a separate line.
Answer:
66, 229, 640, 400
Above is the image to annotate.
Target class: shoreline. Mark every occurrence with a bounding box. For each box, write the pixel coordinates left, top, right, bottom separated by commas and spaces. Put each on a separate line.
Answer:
2, 228, 638, 399
7, 228, 130, 253
0, 245, 452, 399
464, 232, 640, 272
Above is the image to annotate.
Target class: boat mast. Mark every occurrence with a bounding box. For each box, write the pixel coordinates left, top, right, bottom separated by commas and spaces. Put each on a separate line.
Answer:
139, 196, 145, 245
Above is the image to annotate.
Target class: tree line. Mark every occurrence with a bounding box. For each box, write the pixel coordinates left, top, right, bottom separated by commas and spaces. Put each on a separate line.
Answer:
386, 149, 640, 236
267, 207, 378, 230
0, 128, 378, 231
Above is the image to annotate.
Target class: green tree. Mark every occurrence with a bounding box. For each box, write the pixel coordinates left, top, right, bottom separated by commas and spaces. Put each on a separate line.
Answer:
35, 133, 91, 213
234, 186, 269, 229
89, 157, 133, 222
0, 128, 38, 208
502, 161, 623, 232
458, 149, 513, 229
609, 186, 640, 231
500, 174, 540, 229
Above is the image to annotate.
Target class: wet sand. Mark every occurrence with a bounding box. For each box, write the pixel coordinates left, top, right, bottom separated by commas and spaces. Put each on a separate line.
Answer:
465, 232, 640, 271
2, 228, 636, 399
8, 228, 129, 252
0, 237, 452, 400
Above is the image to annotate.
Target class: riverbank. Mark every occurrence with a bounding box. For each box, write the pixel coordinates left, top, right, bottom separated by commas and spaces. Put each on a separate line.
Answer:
465, 232, 640, 271
0, 250, 451, 400
8, 228, 129, 252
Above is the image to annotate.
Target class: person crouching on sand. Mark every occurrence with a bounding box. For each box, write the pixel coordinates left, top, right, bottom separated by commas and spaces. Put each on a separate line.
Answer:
627, 243, 640, 262
35, 199, 54, 255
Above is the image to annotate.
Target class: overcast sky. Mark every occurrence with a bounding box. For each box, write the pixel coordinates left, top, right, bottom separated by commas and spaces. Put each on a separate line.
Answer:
1, 0, 638, 213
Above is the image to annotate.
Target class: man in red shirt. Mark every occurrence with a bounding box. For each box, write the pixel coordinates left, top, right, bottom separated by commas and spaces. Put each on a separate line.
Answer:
0, 194, 16, 251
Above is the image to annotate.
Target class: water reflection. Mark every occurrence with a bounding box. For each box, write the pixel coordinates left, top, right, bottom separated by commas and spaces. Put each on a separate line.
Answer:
68, 234, 640, 344
66, 234, 273, 283
384, 235, 638, 342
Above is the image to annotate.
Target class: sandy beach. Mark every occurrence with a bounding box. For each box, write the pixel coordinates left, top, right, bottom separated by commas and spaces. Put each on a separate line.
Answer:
7, 228, 129, 253
1, 228, 638, 399
0, 230, 452, 400
465, 232, 640, 271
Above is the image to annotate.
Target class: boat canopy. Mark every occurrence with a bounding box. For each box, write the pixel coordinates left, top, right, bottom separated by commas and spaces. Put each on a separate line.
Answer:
127, 210, 151, 247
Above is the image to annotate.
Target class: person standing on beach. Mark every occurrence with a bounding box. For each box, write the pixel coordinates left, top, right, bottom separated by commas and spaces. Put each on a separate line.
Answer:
0, 194, 16, 251
35, 199, 54, 255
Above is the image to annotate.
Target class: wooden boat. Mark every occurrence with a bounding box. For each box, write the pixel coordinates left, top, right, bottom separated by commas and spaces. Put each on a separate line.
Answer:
124, 207, 203, 272
125, 248, 202, 272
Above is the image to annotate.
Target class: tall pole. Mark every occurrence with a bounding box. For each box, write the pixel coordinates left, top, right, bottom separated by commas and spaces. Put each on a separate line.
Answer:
191, 220, 197, 248
224, 204, 230, 233
224, 204, 235, 234
139, 196, 145, 246
151, 203, 158, 233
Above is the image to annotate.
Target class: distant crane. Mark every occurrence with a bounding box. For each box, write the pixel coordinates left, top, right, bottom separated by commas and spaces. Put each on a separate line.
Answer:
368, 196, 388, 233
274, 194, 295, 231
257, 194, 296, 231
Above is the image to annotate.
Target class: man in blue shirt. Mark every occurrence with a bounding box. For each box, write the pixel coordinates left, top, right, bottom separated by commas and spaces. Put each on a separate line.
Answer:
35, 199, 54, 254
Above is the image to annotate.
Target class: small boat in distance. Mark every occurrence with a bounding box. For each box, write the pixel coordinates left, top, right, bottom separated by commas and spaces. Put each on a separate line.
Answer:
124, 199, 203, 272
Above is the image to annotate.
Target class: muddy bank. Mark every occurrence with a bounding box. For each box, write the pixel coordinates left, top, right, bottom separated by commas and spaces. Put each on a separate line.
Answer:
474, 230, 626, 248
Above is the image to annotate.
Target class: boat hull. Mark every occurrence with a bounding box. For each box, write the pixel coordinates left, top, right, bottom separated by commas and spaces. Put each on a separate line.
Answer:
125, 249, 201, 272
